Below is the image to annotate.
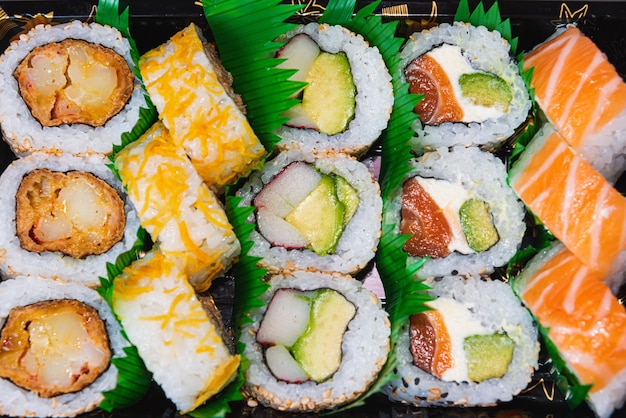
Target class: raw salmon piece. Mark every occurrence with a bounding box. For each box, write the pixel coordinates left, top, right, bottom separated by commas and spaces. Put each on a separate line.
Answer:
523, 26, 626, 182
409, 310, 453, 378
513, 242, 626, 418
400, 177, 452, 258
405, 54, 464, 125
509, 123, 626, 285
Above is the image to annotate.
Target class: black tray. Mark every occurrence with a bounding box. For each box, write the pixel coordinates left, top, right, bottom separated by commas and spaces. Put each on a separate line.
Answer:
1, 1, 625, 417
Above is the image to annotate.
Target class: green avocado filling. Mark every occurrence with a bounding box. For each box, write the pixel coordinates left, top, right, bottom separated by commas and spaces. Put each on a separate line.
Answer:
459, 72, 513, 112
464, 333, 515, 382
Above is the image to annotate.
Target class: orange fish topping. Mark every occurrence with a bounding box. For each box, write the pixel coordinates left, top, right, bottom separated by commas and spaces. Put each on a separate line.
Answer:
400, 177, 452, 258
405, 54, 463, 125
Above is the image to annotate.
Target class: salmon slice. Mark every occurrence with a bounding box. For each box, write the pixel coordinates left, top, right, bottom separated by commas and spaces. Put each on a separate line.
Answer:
409, 310, 453, 378
509, 124, 626, 283
400, 177, 452, 258
523, 27, 626, 181
514, 242, 626, 418
405, 53, 464, 125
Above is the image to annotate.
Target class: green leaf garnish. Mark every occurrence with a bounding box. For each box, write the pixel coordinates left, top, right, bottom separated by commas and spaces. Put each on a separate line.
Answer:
98, 345, 153, 412
225, 194, 270, 332
202, 0, 305, 152
96, 226, 152, 411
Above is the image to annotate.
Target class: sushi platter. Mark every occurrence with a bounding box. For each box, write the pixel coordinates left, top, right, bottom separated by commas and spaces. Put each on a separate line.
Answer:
0, 0, 625, 417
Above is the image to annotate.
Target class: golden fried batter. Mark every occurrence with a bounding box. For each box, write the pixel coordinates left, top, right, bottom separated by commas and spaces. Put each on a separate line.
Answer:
14, 39, 134, 127
0, 299, 111, 398
15, 169, 126, 258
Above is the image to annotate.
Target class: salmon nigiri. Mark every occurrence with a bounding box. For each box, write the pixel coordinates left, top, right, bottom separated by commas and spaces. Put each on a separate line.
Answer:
509, 123, 626, 292
523, 26, 626, 183
513, 241, 626, 418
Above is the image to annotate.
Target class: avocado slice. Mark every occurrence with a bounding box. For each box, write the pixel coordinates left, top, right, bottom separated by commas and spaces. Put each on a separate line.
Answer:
290, 289, 356, 382
459, 198, 499, 252
301, 52, 356, 135
335, 176, 359, 226
464, 333, 515, 382
285, 174, 345, 255
459, 72, 512, 112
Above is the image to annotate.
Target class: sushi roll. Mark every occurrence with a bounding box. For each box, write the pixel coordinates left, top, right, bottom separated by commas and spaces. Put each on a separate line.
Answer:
240, 270, 390, 412
523, 26, 626, 184
513, 241, 626, 418
0, 151, 140, 287
0, 20, 148, 156
114, 121, 241, 292
236, 148, 382, 275
386, 146, 526, 279
112, 249, 240, 414
398, 21, 531, 153
0, 276, 132, 417
383, 275, 540, 407
509, 123, 626, 292
139, 23, 266, 191
273, 22, 394, 156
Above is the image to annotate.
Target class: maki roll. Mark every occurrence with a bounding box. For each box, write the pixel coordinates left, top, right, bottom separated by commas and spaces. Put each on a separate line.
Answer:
0, 276, 133, 417
236, 148, 382, 275
0, 20, 147, 156
114, 121, 240, 292
399, 21, 531, 153
274, 22, 393, 155
383, 275, 539, 407
509, 123, 626, 291
386, 146, 525, 279
523, 26, 626, 184
0, 151, 140, 287
240, 270, 390, 412
513, 241, 626, 418
112, 249, 240, 414
139, 23, 266, 190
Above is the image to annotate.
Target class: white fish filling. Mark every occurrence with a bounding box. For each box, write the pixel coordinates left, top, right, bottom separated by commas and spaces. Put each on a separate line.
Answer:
427, 297, 489, 382
426, 44, 505, 123
415, 177, 473, 254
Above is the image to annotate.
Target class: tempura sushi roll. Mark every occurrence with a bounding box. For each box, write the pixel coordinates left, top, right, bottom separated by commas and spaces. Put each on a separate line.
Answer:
383, 275, 539, 407
240, 270, 390, 412
523, 26, 626, 183
236, 148, 382, 275
274, 23, 393, 155
0, 151, 140, 287
112, 249, 240, 414
399, 21, 531, 153
0, 276, 132, 417
509, 123, 626, 291
0, 20, 147, 156
386, 146, 525, 279
114, 121, 240, 292
513, 242, 626, 418
139, 23, 266, 190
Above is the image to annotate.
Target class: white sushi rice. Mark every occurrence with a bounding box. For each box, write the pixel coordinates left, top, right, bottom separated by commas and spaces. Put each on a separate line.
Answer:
112, 250, 239, 414
274, 23, 394, 156
386, 146, 526, 279
0, 276, 129, 417
0, 151, 141, 287
236, 148, 382, 275
0, 20, 147, 156
241, 270, 390, 412
399, 21, 531, 153
383, 275, 539, 407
